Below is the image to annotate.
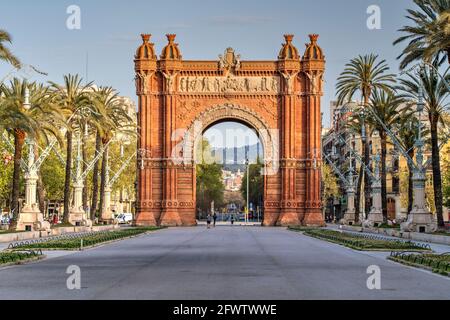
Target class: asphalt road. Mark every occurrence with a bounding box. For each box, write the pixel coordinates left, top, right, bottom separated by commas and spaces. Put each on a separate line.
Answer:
0, 226, 449, 300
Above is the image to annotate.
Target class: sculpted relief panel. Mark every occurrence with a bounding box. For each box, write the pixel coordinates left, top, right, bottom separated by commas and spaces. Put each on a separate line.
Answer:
179, 76, 280, 94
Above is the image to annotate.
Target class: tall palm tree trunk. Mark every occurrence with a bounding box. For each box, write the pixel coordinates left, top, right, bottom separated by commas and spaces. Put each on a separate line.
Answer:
363, 132, 371, 219
355, 168, 363, 223
90, 131, 102, 221
34, 145, 46, 214
380, 133, 388, 222
63, 131, 73, 223
430, 115, 444, 228
82, 126, 88, 213
9, 129, 25, 230
407, 149, 415, 215
99, 142, 109, 218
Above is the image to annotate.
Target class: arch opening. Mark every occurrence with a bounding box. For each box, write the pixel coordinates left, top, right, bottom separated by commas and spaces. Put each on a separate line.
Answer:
195, 119, 265, 223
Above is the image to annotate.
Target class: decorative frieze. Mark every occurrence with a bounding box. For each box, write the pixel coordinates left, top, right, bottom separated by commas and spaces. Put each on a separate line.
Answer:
178, 75, 280, 94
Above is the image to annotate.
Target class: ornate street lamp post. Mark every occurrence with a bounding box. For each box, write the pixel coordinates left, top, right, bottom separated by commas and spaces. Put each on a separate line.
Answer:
364, 152, 383, 227
245, 157, 249, 225
341, 143, 356, 225
400, 79, 437, 232
16, 87, 51, 231
70, 131, 92, 227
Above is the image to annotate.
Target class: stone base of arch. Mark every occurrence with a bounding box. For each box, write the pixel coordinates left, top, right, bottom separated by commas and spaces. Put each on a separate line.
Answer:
304, 209, 326, 226
277, 210, 303, 226
159, 209, 184, 226
134, 211, 158, 226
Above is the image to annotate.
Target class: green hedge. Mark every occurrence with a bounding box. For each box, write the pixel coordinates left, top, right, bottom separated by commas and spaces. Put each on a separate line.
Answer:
389, 252, 450, 276
302, 229, 430, 251
0, 250, 43, 265
288, 226, 322, 233
11, 227, 161, 251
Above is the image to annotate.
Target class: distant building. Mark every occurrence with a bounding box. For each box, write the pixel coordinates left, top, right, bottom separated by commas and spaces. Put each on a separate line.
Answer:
222, 169, 244, 192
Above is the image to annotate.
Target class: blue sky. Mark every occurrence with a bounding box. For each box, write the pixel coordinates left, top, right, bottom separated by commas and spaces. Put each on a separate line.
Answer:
0, 0, 413, 132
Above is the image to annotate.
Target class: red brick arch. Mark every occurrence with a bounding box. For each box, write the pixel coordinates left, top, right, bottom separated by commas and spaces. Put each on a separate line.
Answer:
134, 34, 325, 226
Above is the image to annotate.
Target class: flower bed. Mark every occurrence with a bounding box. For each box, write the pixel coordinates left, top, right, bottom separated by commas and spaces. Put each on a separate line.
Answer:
9, 227, 161, 251
302, 229, 431, 251
388, 252, 450, 276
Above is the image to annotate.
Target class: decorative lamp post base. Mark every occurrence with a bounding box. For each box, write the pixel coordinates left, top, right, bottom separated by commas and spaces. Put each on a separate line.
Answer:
100, 210, 118, 225
340, 211, 356, 225
400, 210, 437, 233
16, 206, 51, 231
363, 211, 383, 228
69, 208, 92, 227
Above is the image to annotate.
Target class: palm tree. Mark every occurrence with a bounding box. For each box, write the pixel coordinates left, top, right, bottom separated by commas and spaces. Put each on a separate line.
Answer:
394, 0, 450, 69
336, 54, 396, 218
366, 90, 407, 222
0, 79, 62, 230
91, 87, 134, 221
0, 29, 20, 68
397, 62, 450, 228
49, 75, 92, 224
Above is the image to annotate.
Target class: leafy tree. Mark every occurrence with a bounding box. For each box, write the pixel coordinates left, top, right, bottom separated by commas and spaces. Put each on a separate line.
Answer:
196, 139, 224, 215
394, 0, 450, 69
321, 163, 341, 205
40, 152, 65, 201
108, 137, 137, 213
240, 157, 263, 212
0, 141, 13, 209
443, 154, 450, 207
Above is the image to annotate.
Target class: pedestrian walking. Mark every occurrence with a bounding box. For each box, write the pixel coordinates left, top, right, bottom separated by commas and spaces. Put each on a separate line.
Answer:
206, 213, 212, 229
230, 214, 234, 226
213, 212, 217, 227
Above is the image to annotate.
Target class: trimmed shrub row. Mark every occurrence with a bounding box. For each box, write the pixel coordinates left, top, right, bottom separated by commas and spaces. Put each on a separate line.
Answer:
11, 227, 161, 250
302, 229, 430, 251
389, 252, 450, 276
0, 250, 43, 265
288, 226, 321, 233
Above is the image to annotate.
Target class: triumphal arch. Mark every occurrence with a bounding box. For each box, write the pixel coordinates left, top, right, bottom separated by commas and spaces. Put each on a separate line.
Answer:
134, 33, 325, 227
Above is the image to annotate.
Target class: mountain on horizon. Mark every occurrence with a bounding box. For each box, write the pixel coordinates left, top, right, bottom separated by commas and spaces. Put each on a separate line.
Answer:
209, 143, 262, 171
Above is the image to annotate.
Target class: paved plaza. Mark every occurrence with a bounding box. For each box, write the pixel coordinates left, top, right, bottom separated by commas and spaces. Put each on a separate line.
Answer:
0, 226, 449, 300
